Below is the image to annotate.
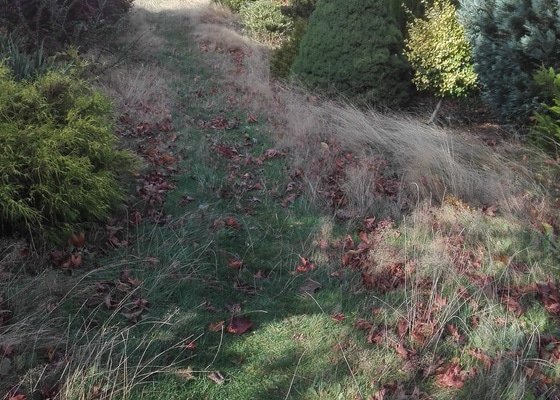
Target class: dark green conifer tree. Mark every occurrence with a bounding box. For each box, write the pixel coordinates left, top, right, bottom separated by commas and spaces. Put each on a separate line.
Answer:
292, 0, 411, 106
460, 0, 560, 122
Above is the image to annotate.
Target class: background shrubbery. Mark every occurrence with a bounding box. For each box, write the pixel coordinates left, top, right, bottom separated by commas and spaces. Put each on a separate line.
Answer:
0, 0, 134, 51
213, 0, 253, 12
460, 0, 560, 123
291, 0, 411, 106
405, 0, 477, 98
270, 18, 307, 78
532, 67, 560, 152
0, 66, 134, 240
239, 0, 292, 44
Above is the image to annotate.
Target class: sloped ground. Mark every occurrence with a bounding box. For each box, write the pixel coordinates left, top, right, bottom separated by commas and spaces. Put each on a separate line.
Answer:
1, 1, 559, 400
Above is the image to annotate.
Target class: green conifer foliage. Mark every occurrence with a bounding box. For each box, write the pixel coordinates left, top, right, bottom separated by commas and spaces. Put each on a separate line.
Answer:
0, 66, 134, 240
460, 0, 560, 122
291, 0, 411, 106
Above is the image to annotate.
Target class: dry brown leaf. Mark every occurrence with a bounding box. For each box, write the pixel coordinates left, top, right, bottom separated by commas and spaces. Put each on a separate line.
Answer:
184, 340, 197, 350
467, 348, 493, 369
331, 313, 345, 323
69, 232, 86, 248
295, 257, 316, 273
175, 367, 195, 381
226, 316, 253, 335
224, 216, 240, 229
354, 319, 373, 331
435, 362, 467, 388
208, 321, 225, 332
446, 324, 464, 343
208, 371, 225, 385
227, 257, 244, 270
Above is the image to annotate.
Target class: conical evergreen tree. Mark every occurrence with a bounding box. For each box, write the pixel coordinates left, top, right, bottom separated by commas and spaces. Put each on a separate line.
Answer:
291, 0, 411, 106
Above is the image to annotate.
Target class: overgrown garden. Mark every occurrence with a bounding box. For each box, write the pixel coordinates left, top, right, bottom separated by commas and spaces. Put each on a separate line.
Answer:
1, 0, 559, 399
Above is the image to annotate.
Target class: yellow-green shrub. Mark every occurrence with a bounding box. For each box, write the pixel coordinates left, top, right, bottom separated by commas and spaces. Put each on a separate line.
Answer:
404, 0, 477, 98
0, 66, 134, 241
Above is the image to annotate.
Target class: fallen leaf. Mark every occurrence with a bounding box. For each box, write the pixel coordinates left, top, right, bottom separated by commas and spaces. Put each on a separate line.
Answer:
224, 217, 240, 229
500, 294, 524, 316
298, 278, 322, 295
295, 257, 316, 273
8, 394, 27, 400
130, 210, 142, 225
184, 340, 197, 350
446, 324, 464, 343
119, 269, 141, 287
262, 148, 284, 160
367, 329, 387, 345
69, 232, 86, 248
361, 272, 375, 289
394, 342, 412, 359
467, 348, 493, 369
227, 258, 244, 270
226, 316, 253, 335
122, 309, 144, 323
180, 195, 195, 206
281, 193, 297, 207
60, 253, 82, 269
104, 294, 117, 310
331, 313, 345, 322
208, 321, 225, 332
354, 319, 373, 331
208, 371, 225, 385
482, 204, 499, 217
224, 303, 242, 314
435, 362, 467, 388
175, 366, 195, 381
537, 281, 560, 316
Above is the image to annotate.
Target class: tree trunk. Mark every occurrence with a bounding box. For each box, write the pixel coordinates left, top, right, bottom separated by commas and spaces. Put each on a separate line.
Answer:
427, 98, 443, 125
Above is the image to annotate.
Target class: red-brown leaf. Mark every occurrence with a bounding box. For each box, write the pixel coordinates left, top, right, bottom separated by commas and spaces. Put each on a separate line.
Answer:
467, 348, 493, 369
367, 329, 386, 345
227, 258, 244, 270
184, 339, 197, 350
224, 217, 240, 229
295, 257, 316, 273
435, 362, 467, 388
354, 319, 373, 331
69, 232, 86, 248
331, 313, 345, 323
446, 324, 464, 343
226, 316, 253, 335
